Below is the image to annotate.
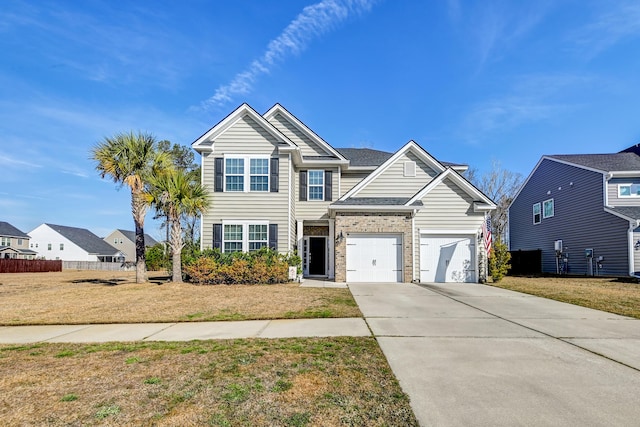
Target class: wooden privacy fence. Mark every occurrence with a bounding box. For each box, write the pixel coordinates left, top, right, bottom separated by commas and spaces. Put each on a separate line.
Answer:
509, 249, 542, 276
0, 259, 62, 273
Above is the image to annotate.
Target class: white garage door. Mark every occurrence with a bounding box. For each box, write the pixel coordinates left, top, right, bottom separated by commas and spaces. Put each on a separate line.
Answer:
420, 235, 476, 283
346, 234, 402, 282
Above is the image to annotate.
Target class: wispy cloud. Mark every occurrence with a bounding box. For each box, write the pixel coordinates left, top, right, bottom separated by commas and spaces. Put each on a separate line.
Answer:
570, 1, 640, 58
198, 0, 378, 111
458, 74, 592, 143
0, 154, 42, 170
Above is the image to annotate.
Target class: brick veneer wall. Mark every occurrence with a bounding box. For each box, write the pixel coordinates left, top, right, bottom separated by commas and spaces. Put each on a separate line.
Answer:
303, 226, 329, 236
334, 212, 413, 282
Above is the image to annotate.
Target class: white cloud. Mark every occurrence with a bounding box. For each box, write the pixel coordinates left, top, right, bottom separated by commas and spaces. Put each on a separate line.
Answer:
0, 154, 42, 169
198, 0, 379, 111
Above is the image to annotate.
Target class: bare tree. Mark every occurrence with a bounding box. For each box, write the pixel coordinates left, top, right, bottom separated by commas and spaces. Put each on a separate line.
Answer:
466, 160, 523, 243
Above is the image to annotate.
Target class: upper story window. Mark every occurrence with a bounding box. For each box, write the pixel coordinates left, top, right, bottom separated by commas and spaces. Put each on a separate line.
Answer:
0, 237, 9, 246
543, 198, 554, 219
60, 243, 64, 251
223, 157, 270, 192
47, 243, 52, 251
17, 239, 23, 245
308, 170, 324, 200
619, 184, 640, 197
533, 203, 541, 224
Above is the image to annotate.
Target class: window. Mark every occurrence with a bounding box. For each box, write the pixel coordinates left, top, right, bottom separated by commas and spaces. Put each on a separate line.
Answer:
543, 198, 554, 219
619, 184, 640, 197
47, 243, 52, 250
17, 239, 22, 245
248, 225, 268, 251
308, 170, 324, 200
223, 224, 243, 253
114, 238, 118, 244
60, 243, 64, 250
0, 237, 9, 246
250, 159, 269, 191
225, 158, 245, 191
533, 203, 541, 224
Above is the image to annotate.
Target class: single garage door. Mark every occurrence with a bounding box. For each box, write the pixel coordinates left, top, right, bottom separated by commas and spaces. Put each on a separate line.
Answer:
346, 234, 402, 282
420, 234, 476, 283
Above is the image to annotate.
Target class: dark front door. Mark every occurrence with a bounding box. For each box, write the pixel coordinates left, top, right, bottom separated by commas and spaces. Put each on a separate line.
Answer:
309, 237, 326, 276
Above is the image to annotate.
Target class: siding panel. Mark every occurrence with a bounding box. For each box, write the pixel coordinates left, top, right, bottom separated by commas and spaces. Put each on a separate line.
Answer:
268, 113, 330, 157
356, 152, 437, 197
509, 159, 630, 276
294, 167, 339, 220
608, 177, 640, 207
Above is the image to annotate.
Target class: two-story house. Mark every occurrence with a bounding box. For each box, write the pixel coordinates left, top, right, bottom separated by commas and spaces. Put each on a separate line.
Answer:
104, 229, 159, 262
509, 147, 640, 277
192, 103, 495, 283
29, 223, 124, 262
0, 221, 37, 259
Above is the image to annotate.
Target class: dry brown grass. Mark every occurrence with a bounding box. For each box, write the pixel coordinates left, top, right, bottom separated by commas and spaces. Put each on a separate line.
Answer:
0, 338, 418, 426
491, 276, 640, 318
0, 270, 360, 325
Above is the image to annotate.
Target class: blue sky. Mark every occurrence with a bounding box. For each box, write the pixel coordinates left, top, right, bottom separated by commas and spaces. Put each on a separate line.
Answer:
2, 0, 640, 239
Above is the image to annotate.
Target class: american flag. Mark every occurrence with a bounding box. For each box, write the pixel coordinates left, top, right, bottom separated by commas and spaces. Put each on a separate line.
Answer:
482, 215, 492, 255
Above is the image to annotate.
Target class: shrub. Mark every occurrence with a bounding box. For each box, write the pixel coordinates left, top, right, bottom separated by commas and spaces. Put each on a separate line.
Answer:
489, 238, 511, 282
145, 243, 169, 271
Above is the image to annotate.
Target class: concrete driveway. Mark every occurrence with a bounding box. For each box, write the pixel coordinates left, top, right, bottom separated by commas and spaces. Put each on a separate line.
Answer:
349, 282, 640, 427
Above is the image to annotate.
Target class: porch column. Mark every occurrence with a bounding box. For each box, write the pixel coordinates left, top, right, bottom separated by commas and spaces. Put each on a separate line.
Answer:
328, 219, 335, 279
297, 220, 305, 276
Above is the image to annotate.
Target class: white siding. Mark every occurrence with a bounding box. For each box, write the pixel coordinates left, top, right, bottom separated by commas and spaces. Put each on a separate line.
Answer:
412, 177, 484, 279
294, 167, 339, 220
28, 225, 97, 261
268, 113, 330, 157
200, 114, 291, 252
340, 172, 369, 196
355, 152, 438, 197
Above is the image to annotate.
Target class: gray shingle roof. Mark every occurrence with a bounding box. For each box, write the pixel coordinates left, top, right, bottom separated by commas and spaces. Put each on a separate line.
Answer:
332, 197, 423, 207
46, 224, 120, 256
547, 153, 640, 172
0, 221, 30, 238
335, 148, 393, 167
607, 206, 640, 221
117, 229, 159, 247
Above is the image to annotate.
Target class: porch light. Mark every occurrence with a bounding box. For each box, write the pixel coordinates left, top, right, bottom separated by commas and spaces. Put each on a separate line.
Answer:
336, 231, 344, 243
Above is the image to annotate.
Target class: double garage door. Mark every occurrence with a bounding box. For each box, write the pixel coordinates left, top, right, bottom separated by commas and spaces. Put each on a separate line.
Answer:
346, 234, 402, 282
420, 234, 476, 283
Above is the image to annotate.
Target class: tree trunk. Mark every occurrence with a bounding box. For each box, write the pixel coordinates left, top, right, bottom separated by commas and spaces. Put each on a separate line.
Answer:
170, 214, 183, 283
132, 189, 148, 283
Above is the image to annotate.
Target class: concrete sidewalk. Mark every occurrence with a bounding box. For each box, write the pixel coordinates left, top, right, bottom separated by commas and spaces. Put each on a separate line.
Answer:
0, 318, 370, 344
350, 281, 640, 427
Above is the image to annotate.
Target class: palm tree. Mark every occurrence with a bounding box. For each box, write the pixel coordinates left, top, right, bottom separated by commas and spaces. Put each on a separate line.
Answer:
146, 168, 209, 283
92, 131, 170, 283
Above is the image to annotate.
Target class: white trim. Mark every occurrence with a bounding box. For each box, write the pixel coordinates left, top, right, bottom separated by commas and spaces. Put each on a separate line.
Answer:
307, 169, 325, 201
419, 229, 479, 235
221, 220, 270, 253
192, 103, 296, 153
328, 219, 335, 279
287, 153, 292, 252
629, 224, 635, 276
339, 140, 446, 200
617, 183, 640, 198
406, 168, 496, 208
263, 103, 347, 161
222, 155, 271, 193
533, 202, 541, 224
543, 198, 554, 219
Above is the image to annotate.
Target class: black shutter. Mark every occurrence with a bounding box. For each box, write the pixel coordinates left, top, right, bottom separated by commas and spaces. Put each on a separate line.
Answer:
299, 171, 307, 201
214, 158, 224, 192
213, 224, 222, 250
268, 224, 278, 250
270, 157, 279, 192
324, 170, 332, 201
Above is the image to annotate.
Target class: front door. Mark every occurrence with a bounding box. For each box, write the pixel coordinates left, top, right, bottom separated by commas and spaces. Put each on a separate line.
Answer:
308, 237, 326, 276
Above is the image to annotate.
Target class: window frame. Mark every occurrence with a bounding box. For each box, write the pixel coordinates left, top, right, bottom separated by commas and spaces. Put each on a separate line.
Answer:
0, 237, 9, 246
222, 224, 244, 253
307, 170, 325, 201
224, 155, 270, 193
618, 183, 640, 197
533, 202, 541, 225
543, 198, 554, 219
222, 221, 269, 253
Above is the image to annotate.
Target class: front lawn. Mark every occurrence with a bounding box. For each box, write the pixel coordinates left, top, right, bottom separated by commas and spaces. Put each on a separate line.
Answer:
490, 276, 640, 319
0, 337, 418, 426
0, 270, 361, 325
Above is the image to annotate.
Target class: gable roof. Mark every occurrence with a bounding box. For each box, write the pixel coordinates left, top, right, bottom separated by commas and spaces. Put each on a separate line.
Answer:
547, 153, 640, 173
407, 168, 496, 210
0, 221, 30, 239
263, 104, 348, 163
115, 229, 159, 246
335, 148, 394, 167
604, 206, 640, 222
45, 224, 120, 256
191, 103, 297, 153
339, 140, 447, 200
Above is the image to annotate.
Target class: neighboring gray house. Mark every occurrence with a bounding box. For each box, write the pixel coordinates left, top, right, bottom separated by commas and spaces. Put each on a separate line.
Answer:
509, 148, 640, 277
29, 223, 124, 262
192, 103, 496, 283
0, 221, 37, 259
104, 229, 159, 262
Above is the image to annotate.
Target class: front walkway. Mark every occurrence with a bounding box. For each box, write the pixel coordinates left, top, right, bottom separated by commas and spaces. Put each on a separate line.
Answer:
349, 281, 640, 427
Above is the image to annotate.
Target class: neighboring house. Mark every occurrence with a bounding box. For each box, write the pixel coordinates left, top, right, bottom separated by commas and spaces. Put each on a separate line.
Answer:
191, 103, 495, 283
0, 221, 37, 259
104, 229, 160, 262
29, 223, 124, 262
509, 147, 640, 277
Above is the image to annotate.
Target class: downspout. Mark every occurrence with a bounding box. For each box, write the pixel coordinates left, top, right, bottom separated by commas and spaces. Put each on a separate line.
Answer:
629, 219, 640, 277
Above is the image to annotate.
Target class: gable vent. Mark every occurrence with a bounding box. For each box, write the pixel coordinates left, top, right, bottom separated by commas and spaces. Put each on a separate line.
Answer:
404, 161, 416, 177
